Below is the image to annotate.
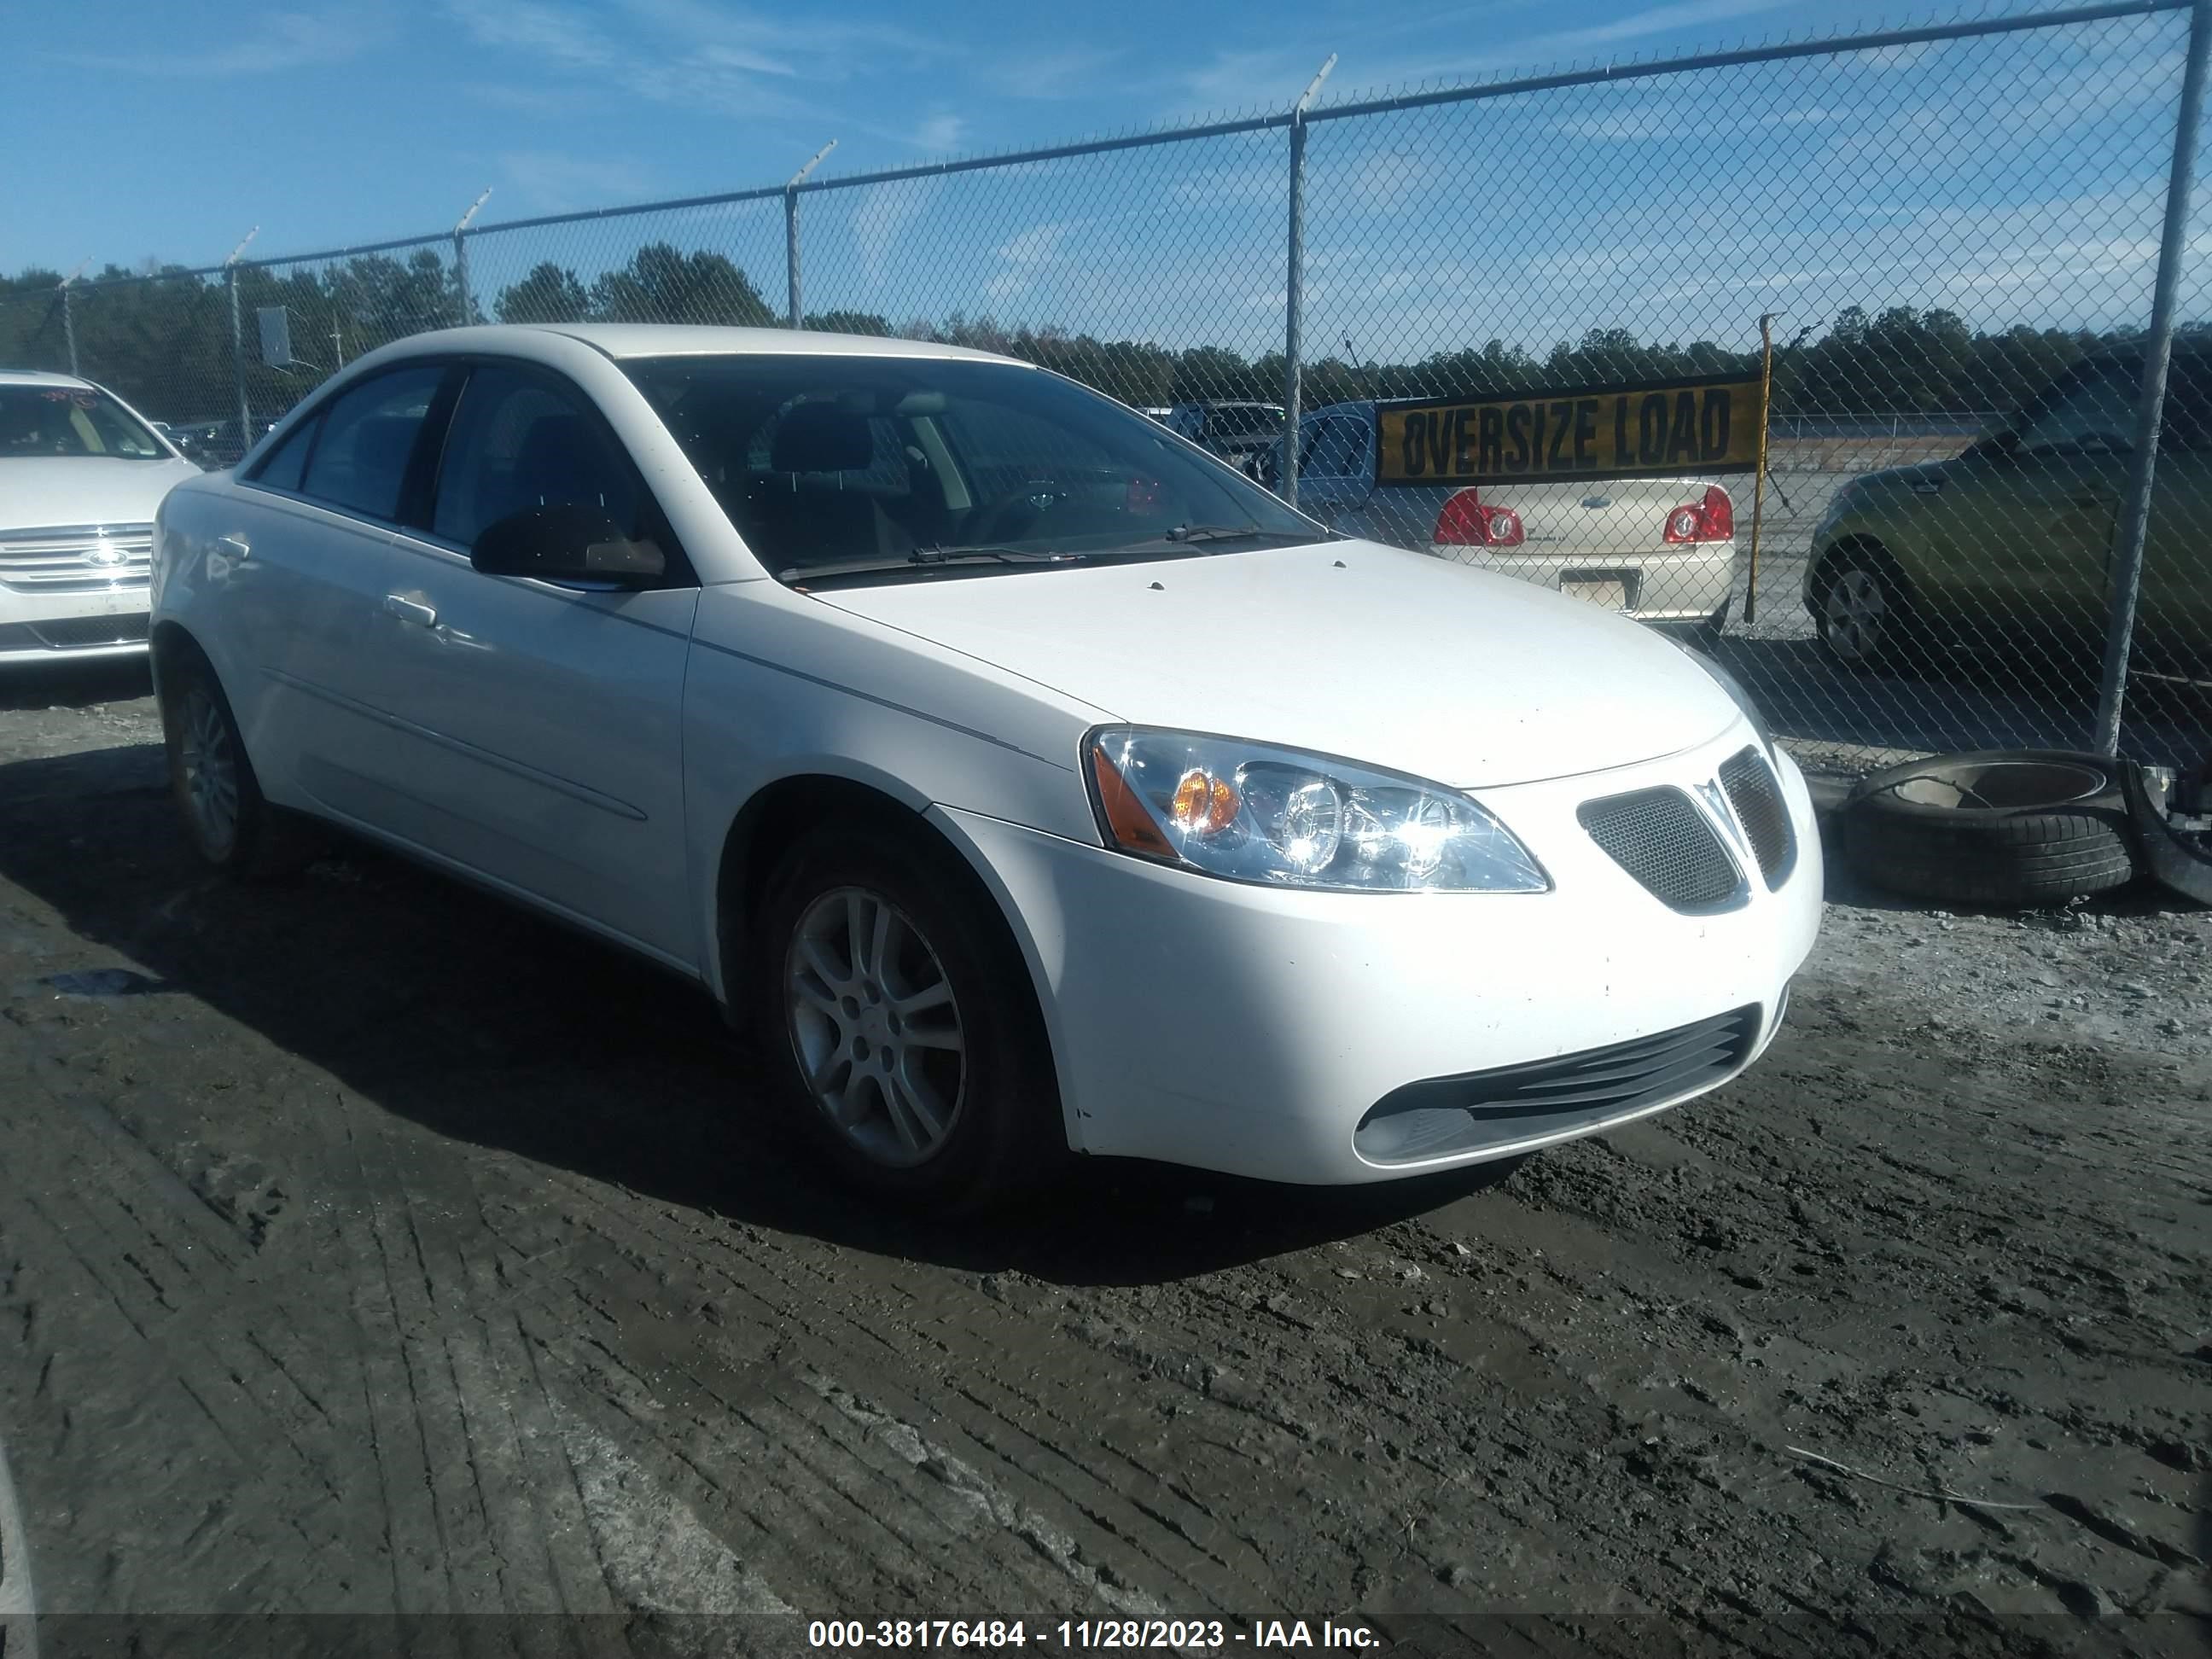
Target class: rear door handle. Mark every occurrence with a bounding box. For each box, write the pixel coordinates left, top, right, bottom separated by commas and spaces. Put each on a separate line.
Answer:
218, 534, 252, 560
383, 593, 438, 628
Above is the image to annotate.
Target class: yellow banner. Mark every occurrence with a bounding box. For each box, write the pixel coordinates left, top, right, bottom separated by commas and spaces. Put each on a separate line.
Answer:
1377, 375, 1766, 486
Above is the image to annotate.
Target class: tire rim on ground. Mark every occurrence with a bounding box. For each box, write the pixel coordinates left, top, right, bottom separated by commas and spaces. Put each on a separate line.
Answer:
178, 688, 240, 856
783, 886, 966, 1168
1824, 568, 1886, 661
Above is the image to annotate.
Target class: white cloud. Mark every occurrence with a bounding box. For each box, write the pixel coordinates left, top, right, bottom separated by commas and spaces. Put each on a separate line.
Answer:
996, 44, 1126, 100
847, 178, 946, 290
911, 113, 967, 154
982, 221, 1074, 300
498, 151, 655, 214
44, 7, 381, 75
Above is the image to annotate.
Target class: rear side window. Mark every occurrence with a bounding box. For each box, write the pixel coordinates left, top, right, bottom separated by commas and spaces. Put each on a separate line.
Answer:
431, 364, 643, 549
300, 367, 446, 521
252, 414, 321, 493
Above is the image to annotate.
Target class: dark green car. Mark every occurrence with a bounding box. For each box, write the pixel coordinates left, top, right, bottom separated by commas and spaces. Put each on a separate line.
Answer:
1805, 344, 2212, 684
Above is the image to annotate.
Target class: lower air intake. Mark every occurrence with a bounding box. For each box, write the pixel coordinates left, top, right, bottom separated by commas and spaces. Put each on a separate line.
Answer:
1355, 1004, 1762, 1164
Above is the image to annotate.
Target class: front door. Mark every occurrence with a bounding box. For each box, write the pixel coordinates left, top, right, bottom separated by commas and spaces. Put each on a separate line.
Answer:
375, 361, 699, 965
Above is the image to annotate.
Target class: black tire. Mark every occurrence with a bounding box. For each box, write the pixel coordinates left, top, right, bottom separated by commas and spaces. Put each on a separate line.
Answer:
747, 825, 1065, 1210
1840, 748, 2140, 907
1811, 541, 1914, 672
160, 651, 319, 878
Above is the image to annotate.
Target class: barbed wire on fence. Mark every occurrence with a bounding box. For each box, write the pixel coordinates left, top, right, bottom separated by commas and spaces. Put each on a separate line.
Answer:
3, 0, 2207, 775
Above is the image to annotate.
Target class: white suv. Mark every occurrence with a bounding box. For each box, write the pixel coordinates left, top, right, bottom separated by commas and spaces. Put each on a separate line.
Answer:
0, 370, 201, 664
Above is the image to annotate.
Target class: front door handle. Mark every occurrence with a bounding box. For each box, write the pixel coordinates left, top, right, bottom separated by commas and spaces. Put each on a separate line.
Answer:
218, 534, 252, 560
383, 593, 438, 628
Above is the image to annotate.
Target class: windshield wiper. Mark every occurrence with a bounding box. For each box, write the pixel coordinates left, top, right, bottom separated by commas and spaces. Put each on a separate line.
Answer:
909, 543, 1076, 565
1146, 523, 1315, 546
776, 545, 1078, 582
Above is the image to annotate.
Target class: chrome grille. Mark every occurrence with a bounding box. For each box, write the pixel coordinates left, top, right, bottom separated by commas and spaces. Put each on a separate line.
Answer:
1719, 746, 1796, 888
1355, 1004, 1761, 1164
1578, 786, 1743, 912
0, 523, 154, 594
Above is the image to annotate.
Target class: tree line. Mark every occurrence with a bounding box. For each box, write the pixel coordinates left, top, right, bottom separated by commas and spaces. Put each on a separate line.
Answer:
0, 241, 2170, 429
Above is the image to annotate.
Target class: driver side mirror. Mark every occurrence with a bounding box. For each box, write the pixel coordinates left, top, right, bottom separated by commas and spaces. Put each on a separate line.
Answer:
470, 504, 667, 587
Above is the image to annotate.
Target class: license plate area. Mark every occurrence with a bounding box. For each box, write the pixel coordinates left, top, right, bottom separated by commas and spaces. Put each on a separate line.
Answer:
1559, 571, 1637, 610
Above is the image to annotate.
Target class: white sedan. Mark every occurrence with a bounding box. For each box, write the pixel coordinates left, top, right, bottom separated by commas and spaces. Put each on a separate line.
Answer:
2, 370, 202, 664
150, 324, 1820, 1206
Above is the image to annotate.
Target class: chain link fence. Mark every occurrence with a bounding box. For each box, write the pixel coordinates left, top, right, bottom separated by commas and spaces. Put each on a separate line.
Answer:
3, 0, 2206, 776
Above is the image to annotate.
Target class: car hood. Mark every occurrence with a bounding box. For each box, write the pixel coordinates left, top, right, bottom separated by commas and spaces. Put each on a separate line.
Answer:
812, 539, 1739, 788
1844, 458, 1953, 492
0, 456, 202, 531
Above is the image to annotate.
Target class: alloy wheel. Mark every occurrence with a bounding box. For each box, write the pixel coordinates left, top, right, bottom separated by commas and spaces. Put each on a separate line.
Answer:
1823, 567, 1889, 662
783, 886, 966, 1168
178, 687, 241, 856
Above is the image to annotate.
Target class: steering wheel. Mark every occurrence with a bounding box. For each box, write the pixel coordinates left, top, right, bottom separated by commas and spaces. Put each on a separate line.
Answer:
965, 488, 1057, 546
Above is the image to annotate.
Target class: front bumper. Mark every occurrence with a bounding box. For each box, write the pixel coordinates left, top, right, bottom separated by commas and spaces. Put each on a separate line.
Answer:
0, 584, 151, 664
934, 725, 1821, 1185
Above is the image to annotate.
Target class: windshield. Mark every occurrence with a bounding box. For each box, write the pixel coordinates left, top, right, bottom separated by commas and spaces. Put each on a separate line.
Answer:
0, 384, 170, 460
620, 355, 1318, 581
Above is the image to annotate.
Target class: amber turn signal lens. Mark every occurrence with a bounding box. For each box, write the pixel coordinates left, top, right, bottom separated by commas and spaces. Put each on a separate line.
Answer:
1091, 747, 1176, 858
1169, 767, 1241, 834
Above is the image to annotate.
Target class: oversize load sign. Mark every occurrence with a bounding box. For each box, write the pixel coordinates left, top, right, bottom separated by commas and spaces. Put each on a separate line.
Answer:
1377, 375, 1765, 486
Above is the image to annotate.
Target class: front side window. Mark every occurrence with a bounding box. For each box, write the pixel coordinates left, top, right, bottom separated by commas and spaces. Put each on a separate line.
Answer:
2159, 358, 2212, 451
622, 356, 1318, 582
433, 364, 643, 549
0, 384, 167, 460
300, 366, 447, 522
2013, 363, 2138, 456
1307, 418, 1363, 478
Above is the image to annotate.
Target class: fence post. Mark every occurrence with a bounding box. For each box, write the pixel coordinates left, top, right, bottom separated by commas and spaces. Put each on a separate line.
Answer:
1281, 55, 1335, 510
55, 259, 90, 377
2095, 0, 2210, 756
224, 227, 258, 461
785, 141, 838, 330
452, 188, 492, 328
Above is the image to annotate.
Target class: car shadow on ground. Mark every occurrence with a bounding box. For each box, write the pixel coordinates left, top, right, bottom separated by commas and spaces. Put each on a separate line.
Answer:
0, 742, 1517, 1285
0, 659, 153, 712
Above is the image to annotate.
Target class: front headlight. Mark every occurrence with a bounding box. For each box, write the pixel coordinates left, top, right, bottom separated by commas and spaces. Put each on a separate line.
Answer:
1679, 646, 1776, 759
1084, 727, 1550, 893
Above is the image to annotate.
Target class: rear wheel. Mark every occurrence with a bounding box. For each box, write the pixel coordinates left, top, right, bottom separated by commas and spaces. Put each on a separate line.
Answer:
748, 826, 1063, 1209
160, 655, 317, 877
1813, 543, 1912, 670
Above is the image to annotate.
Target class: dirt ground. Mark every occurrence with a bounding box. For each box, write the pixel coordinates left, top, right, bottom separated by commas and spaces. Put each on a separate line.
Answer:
0, 663, 2206, 1652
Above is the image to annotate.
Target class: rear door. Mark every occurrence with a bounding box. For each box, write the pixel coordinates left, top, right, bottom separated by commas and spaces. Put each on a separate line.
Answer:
1296, 414, 1371, 527
1918, 360, 2134, 657
216, 363, 453, 816
374, 358, 700, 963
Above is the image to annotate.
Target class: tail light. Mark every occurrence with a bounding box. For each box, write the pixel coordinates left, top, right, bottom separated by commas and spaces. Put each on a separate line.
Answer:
1434, 487, 1525, 548
1664, 486, 1735, 544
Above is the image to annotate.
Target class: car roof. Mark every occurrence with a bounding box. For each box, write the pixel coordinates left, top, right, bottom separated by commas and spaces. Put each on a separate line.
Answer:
386, 323, 1028, 367
0, 369, 96, 390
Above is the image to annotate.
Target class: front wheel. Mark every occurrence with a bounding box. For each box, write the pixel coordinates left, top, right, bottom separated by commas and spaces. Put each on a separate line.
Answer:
160, 654, 317, 877
1813, 545, 1912, 671
748, 827, 1064, 1209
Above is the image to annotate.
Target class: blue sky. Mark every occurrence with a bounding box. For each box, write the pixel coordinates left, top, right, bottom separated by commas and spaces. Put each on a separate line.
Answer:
8, 0, 2201, 359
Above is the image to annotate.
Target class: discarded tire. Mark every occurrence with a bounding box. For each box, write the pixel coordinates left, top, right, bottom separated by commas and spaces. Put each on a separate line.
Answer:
1841, 749, 2140, 907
